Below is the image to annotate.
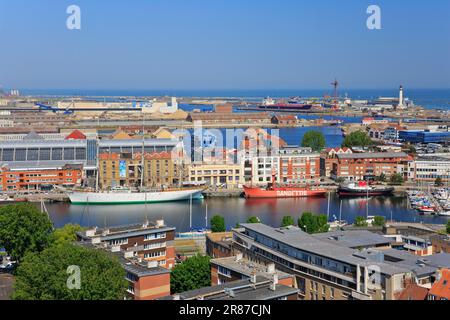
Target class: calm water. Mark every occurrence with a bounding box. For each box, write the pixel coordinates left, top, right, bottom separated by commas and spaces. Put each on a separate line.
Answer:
44, 193, 450, 232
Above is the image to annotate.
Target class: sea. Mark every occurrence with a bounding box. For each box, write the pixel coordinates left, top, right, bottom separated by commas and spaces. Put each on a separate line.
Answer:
19, 88, 450, 110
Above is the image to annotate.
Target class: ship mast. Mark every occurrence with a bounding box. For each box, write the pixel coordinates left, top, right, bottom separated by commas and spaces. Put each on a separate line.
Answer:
140, 111, 145, 189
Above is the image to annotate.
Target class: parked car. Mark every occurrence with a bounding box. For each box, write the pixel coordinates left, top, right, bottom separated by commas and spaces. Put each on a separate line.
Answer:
0, 262, 16, 273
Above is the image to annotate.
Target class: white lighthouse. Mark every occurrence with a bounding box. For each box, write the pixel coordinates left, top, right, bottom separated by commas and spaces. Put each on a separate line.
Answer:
398, 85, 405, 109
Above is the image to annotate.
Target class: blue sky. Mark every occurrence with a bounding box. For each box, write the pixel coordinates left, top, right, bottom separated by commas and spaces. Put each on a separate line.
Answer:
0, 0, 449, 90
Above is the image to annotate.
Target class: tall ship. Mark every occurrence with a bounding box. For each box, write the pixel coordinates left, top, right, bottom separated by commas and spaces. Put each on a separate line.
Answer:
67, 142, 205, 205
338, 181, 394, 197
257, 97, 313, 111
68, 187, 205, 205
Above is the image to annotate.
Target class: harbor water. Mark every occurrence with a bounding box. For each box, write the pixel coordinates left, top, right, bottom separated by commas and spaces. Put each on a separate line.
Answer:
44, 193, 450, 232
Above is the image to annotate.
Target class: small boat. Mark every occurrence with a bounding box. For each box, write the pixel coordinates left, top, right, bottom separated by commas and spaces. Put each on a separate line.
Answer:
437, 211, 450, 217
418, 206, 435, 214
338, 181, 394, 197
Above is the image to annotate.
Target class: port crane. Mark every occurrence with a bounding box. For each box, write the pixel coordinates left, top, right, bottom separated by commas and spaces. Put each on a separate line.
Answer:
331, 79, 340, 111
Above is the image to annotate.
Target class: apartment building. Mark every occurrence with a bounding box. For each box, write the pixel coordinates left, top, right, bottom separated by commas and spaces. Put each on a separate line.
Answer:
77, 220, 175, 300
246, 152, 321, 185
206, 232, 234, 258
320, 147, 353, 178
407, 156, 450, 183
232, 223, 450, 300
98, 151, 180, 189
0, 164, 82, 192
331, 152, 410, 181
210, 254, 295, 287
188, 163, 244, 188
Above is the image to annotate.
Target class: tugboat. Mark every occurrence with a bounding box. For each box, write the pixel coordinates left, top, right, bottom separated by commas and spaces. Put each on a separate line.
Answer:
338, 181, 394, 197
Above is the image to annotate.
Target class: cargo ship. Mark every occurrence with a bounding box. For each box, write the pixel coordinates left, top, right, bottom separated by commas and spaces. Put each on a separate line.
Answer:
338, 181, 394, 197
257, 97, 313, 111
243, 184, 327, 199
68, 187, 205, 205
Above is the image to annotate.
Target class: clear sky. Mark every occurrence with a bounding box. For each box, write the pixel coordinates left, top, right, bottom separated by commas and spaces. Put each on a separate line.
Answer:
0, 0, 449, 90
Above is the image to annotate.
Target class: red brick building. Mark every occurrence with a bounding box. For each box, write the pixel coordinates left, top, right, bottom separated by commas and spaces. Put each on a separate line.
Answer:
206, 232, 234, 258
320, 147, 352, 177
0, 164, 82, 192
271, 114, 297, 126
77, 220, 175, 300
331, 152, 410, 181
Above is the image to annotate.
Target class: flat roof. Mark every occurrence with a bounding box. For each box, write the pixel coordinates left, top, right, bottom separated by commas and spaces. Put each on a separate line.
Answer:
159, 276, 298, 300
77, 222, 175, 241
211, 256, 292, 280
313, 230, 393, 248
336, 152, 408, 159
238, 224, 420, 276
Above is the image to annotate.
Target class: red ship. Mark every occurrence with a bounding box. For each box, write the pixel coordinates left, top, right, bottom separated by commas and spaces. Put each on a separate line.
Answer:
243, 185, 328, 198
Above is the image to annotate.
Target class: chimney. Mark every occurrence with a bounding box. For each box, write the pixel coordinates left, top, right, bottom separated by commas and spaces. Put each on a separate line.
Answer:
156, 219, 165, 228
270, 274, 279, 291
266, 263, 275, 274
250, 272, 257, 284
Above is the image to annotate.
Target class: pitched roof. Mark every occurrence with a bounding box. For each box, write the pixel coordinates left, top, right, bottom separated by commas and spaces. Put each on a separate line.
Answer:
23, 131, 44, 140
397, 284, 429, 300
65, 129, 87, 140
429, 269, 450, 299
111, 130, 132, 140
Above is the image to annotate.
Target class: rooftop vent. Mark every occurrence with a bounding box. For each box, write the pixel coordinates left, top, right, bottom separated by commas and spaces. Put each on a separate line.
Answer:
267, 263, 275, 274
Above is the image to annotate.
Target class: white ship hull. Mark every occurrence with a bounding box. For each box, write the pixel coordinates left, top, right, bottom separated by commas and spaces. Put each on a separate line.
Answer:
68, 188, 205, 205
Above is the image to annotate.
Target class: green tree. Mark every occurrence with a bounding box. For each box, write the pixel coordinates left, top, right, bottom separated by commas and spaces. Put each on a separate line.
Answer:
12, 243, 127, 300
281, 216, 295, 227
446, 221, 450, 234
389, 173, 404, 185
246, 216, 260, 224
373, 216, 386, 227
210, 215, 226, 233
342, 130, 373, 148
170, 254, 211, 294
377, 173, 387, 182
298, 212, 329, 234
435, 177, 444, 187
50, 224, 85, 247
354, 216, 368, 227
0, 204, 53, 262
301, 130, 326, 152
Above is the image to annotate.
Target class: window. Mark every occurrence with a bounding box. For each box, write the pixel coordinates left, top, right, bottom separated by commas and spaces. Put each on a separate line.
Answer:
144, 232, 166, 240
218, 266, 231, 277
144, 250, 166, 258
109, 238, 128, 246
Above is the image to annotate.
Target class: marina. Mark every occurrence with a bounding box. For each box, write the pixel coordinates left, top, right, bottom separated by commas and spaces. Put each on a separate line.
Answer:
43, 193, 450, 232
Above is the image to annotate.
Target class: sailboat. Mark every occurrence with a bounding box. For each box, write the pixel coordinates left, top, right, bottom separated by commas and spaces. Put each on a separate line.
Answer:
329, 198, 348, 229
176, 196, 211, 238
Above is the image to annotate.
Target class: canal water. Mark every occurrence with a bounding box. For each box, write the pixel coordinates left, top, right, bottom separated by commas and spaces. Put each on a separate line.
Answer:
44, 193, 450, 232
